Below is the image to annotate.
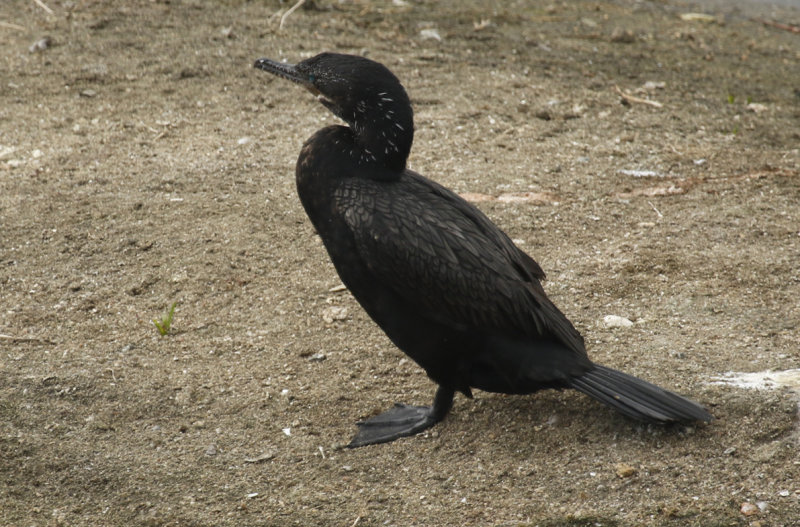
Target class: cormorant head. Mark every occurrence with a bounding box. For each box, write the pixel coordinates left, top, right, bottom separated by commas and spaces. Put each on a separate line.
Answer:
255, 52, 414, 173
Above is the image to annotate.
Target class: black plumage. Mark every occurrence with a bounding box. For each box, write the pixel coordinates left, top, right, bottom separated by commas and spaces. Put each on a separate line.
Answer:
254, 52, 712, 447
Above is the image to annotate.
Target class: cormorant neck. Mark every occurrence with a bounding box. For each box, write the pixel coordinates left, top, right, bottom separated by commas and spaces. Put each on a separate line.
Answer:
342, 88, 414, 180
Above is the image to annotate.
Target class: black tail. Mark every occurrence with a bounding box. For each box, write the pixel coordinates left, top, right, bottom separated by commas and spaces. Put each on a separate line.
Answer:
569, 365, 713, 423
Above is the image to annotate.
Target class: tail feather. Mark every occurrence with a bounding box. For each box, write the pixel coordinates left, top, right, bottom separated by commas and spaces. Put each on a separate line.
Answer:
569, 365, 712, 423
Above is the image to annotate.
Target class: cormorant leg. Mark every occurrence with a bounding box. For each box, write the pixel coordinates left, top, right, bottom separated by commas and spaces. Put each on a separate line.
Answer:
347, 386, 455, 448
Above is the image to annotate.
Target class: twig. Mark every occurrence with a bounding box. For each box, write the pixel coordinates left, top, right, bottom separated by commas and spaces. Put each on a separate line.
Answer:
0, 333, 56, 345
139, 121, 159, 134
0, 21, 27, 31
614, 85, 663, 108
33, 0, 55, 15
647, 200, 664, 218
753, 17, 800, 34
350, 516, 361, 527
279, 0, 306, 30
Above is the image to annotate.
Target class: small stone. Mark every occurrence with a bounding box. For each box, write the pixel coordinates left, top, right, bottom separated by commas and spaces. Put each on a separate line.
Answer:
244, 451, 276, 463
615, 463, 636, 478
618, 169, 663, 178
641, 81, 666, 91
79, 89, 97, 98
603, 315, 634, 328
321, 306, 348, 323
205, 444, 218, 456
610, 28, 636, 43
29, 36, 52, 53
0, 146, 16, 159
308, 352, 327, 362
419, 29, 442, 41
740, 502, 759, 516
680, 13, 717, 23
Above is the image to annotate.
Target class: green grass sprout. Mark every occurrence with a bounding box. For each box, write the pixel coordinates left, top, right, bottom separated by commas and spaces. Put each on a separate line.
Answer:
153, 302, 177, 336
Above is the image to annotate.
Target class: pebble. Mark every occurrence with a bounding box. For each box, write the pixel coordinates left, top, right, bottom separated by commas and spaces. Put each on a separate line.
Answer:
308, 352, 327, 362
322, 306, 348, 323
746, 102, 768, 113
205, 444, 218, 456
0, 146, 16, 159
29, 36, 52, 53
618, 169, 664, 178
603, 315, 633, 328
641, 81, 666, 91
244, 451, 276, 464
740, 502, 759, 516
615, 463, 636, 478
680, 13, 717, 23
610, 28, 636, 43
419, 29, 442, 41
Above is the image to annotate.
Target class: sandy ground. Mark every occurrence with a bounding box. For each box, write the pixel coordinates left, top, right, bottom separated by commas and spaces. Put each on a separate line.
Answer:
2, 0, 800, 525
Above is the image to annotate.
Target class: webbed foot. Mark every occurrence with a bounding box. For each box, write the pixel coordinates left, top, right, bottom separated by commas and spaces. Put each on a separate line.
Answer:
347, 387, 454, 448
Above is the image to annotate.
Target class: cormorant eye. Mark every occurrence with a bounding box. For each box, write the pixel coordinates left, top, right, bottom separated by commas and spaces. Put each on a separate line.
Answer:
308, 74, 316, 83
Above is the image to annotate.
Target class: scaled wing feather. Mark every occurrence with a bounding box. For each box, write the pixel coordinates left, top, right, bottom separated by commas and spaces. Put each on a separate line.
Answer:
335, 173, 585, 354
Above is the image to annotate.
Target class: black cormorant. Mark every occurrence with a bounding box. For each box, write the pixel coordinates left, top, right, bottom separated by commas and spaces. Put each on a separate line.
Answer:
254, 52, 712, 447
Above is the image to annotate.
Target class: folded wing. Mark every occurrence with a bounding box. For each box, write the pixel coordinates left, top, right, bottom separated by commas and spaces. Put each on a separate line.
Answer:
334, 172, 586, 358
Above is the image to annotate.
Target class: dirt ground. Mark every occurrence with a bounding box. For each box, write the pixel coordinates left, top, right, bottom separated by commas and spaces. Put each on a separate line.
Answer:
2, 0, 800, 525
